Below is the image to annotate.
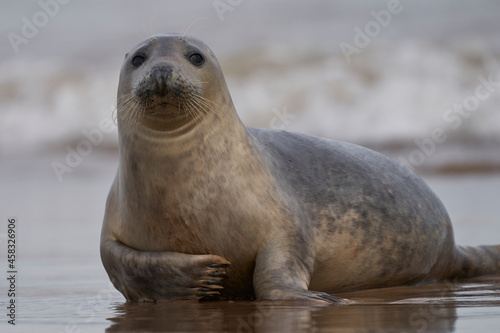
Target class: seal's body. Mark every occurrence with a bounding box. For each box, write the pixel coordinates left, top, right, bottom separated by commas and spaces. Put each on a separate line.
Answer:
101, 34, 500, 303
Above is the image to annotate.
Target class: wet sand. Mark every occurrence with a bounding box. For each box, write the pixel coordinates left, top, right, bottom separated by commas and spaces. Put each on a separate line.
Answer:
10, 267, 500, 333
1, 153, 499, 332
108, 276, 500, 333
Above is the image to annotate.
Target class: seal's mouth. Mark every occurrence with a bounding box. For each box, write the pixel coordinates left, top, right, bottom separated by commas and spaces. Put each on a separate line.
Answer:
145, 102, 180, 116
135, 86, 185, 116
148, 102, 170, 110
135, 97, 199, 131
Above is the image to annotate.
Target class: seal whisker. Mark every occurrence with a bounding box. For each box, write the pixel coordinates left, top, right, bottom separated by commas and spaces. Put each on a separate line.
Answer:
180, 18, 208, 41
117, 89, 135, 99
120, 102, 136, 127
185, 104, 200, 127
177, 100, 183, 119
191, 94, 218, 113
187, 97, 234, 144
112, 104, 118, 125
188, 96, 210, 116
190, 94, 225, 123
134, 101, 147, 127
117, 95, 138, 114
120, 97, 144, 128
116, 92, 135, 104
117, 97, 136, 124
117, 97, 137, 113
193, 93, 219, 109
188, 96, 225, 133
184, 99, 204, 128
116, 93, 138, 115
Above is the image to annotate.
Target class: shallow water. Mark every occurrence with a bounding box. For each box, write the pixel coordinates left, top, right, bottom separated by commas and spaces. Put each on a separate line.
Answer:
1, 154, 499, 332
9, 269, 500, 333
106, 276, 500, 333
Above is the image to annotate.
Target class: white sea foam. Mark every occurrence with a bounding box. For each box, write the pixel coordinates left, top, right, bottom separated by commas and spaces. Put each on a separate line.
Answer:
228, 41, 500, 146
2, 41, 499, 162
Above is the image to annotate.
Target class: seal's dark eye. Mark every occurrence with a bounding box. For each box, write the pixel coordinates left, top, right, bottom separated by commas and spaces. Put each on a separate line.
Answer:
189, 53, 204, 66
131, 55, 146, 67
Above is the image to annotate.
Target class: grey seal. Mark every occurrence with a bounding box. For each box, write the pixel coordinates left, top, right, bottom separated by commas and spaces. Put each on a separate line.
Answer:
100, 34, 500, 304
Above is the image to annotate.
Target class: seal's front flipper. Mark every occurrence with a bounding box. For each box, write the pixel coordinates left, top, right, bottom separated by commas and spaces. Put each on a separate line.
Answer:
253, 240, 344, 305
100, 239, 230, 301
196, 263, 230, 300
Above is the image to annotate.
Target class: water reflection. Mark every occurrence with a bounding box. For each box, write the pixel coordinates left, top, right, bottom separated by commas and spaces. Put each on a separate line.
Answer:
106, 299, 457, 332
106, 277, 500, 333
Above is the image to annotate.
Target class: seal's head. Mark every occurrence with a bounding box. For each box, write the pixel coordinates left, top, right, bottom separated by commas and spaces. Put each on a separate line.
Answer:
117, 34, 231, 132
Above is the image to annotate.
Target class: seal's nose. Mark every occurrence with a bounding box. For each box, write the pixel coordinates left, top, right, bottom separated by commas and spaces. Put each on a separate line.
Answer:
151, 64, 173, 97
151, 64, 173, 74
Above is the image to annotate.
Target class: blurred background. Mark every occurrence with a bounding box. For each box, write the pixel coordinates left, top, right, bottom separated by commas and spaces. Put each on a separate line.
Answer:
2, 0, 500, 166
0, 1, 499, 327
